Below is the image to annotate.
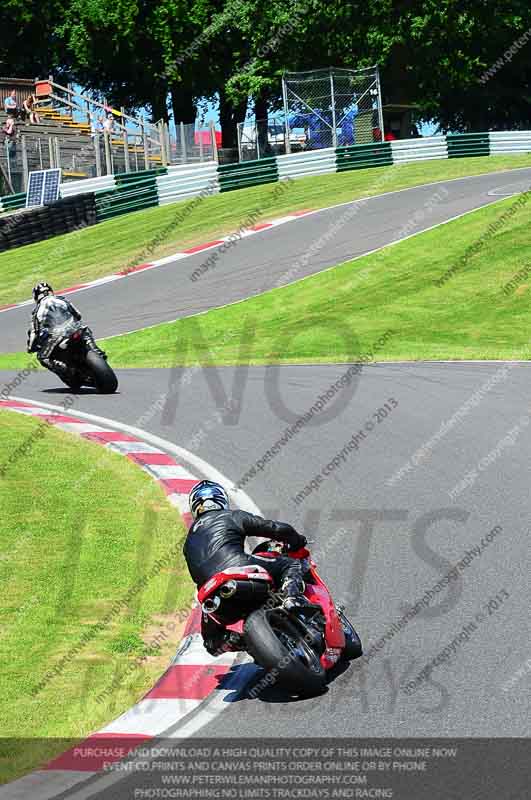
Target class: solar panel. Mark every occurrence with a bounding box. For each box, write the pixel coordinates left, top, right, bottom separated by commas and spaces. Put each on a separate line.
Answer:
26, 168, 62, 208
26, 171, 45, 208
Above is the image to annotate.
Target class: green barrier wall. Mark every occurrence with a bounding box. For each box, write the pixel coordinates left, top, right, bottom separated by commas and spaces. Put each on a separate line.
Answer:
218, 157, 279, 192
96, 169, 166, 221
336, 141, 393, 172
447, 133, 490, 158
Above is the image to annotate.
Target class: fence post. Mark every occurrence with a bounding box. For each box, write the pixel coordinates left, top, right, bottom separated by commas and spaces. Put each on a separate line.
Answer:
54, 137, 61, 171
376, 65, 385, 141
123, 129, 130, 172
94, 133, 102, 176
38, 137, 43, 169
48, 136, 55, 168
237, 122, 243, 162
330, 69, 337, 148
5, 140, 13, 192
159, 121, 167, 166
210, 120, 218, 163
141, 123, 149, 169
165, 122, 172, 165
21, 135, 29, 190
282, 73, 291, 154
199, 129, 204, 162
180, 121, 187, 164
103, 129, 112, 174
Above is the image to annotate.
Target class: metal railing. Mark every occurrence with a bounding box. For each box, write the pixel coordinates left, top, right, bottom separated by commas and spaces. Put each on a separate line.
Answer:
42, 81, 219, 167
0, 124, 218, 194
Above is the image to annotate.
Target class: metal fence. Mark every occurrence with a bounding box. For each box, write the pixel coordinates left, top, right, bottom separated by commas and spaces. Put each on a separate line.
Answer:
0, 124, 217, 194
236, 67, 385, 162
237, 117, 291, 161
281, 66, 384, 152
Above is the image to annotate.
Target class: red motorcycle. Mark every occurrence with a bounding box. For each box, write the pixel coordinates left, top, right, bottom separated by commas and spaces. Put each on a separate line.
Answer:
197, 540, 362, 696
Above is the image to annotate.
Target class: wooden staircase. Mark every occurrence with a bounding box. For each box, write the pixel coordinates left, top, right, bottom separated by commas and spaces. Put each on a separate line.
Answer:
36, 105, 91, 135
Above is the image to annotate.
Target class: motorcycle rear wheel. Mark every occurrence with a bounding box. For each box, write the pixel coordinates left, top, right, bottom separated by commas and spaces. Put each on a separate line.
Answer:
244, 608, 326, 696
85, 351, 118, 394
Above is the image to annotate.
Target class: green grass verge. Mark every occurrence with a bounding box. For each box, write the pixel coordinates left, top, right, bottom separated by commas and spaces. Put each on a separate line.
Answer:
0, 410, 193, 783
90, 192, 531, 364
1, 154, 531, 308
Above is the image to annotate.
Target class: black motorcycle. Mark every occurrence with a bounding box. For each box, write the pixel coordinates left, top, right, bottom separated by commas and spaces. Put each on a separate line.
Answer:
45, 320, 118, 394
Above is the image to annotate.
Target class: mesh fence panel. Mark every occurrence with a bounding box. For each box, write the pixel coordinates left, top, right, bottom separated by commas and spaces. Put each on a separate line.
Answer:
283, 66, 382, 151
237, 117, 287, 160
171, 124, 216, 163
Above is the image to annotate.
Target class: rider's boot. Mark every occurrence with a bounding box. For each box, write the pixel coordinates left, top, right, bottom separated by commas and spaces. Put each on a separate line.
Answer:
84, 328, 107, 360
49, 359, 79, 386
280, 576, 309, 610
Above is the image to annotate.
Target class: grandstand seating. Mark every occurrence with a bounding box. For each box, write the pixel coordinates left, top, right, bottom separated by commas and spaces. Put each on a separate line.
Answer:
0, 103, 162, 194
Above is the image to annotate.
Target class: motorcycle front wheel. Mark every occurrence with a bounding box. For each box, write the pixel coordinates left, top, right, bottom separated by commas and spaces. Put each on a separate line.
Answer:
244, 608, 326, 696
337, 608, 363, 660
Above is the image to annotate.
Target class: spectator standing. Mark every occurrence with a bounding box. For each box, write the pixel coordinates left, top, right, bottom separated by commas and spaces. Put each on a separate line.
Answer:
23, 94, 41, 124
91, 115, 105, 138
103, 113, 115, 135
2, 113, 17, 156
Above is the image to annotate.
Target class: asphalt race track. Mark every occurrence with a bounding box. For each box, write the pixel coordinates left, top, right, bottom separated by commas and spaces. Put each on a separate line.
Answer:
1, 167, 531, 352
1, 169, 530, 744
2, 362, 530, 737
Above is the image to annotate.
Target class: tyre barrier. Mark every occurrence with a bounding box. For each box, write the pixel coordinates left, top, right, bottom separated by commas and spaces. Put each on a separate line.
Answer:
0, 192, 97, 252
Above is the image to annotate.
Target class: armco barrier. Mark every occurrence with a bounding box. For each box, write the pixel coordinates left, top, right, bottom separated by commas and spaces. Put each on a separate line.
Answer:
447, 132, 490, 158
489, 131, 531, 154
114, 167, 167, 187
276, 148, 337, 181
60, 175, 116, 197
336, 141, 393, 172
95, 171, 162, 221
0, 191, 26, 213
390, 136, 448, 164
218, 157, 278, 192
156, 162, 220, 205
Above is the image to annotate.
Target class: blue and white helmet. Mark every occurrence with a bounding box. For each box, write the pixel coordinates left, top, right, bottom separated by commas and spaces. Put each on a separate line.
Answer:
189, 480, 229, 520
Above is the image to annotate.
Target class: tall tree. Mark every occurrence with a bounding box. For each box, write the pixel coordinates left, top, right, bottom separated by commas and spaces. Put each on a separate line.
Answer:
0, 0, 69, 79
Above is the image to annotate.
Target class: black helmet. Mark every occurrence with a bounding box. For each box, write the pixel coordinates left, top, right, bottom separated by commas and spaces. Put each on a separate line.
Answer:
189, 480, 229, 520
33, 282, 53, 303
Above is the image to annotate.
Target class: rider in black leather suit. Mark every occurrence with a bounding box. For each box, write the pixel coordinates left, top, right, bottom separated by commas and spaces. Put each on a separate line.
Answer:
184, 481, 307, 655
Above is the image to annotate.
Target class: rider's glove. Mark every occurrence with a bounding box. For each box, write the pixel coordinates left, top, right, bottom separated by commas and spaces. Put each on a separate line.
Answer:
290, 535, 307, 552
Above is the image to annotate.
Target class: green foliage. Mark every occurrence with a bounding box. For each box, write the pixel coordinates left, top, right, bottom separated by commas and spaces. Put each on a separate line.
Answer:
4, 1, 531, 141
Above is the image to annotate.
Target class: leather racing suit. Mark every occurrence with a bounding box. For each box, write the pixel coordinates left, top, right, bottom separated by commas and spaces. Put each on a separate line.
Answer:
183, 509, 307, 655
27, 295, 104, 384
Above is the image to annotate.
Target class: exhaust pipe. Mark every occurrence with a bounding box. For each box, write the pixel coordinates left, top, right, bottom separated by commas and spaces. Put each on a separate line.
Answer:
219, 580, 237, 598
202, 595, 221, 613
